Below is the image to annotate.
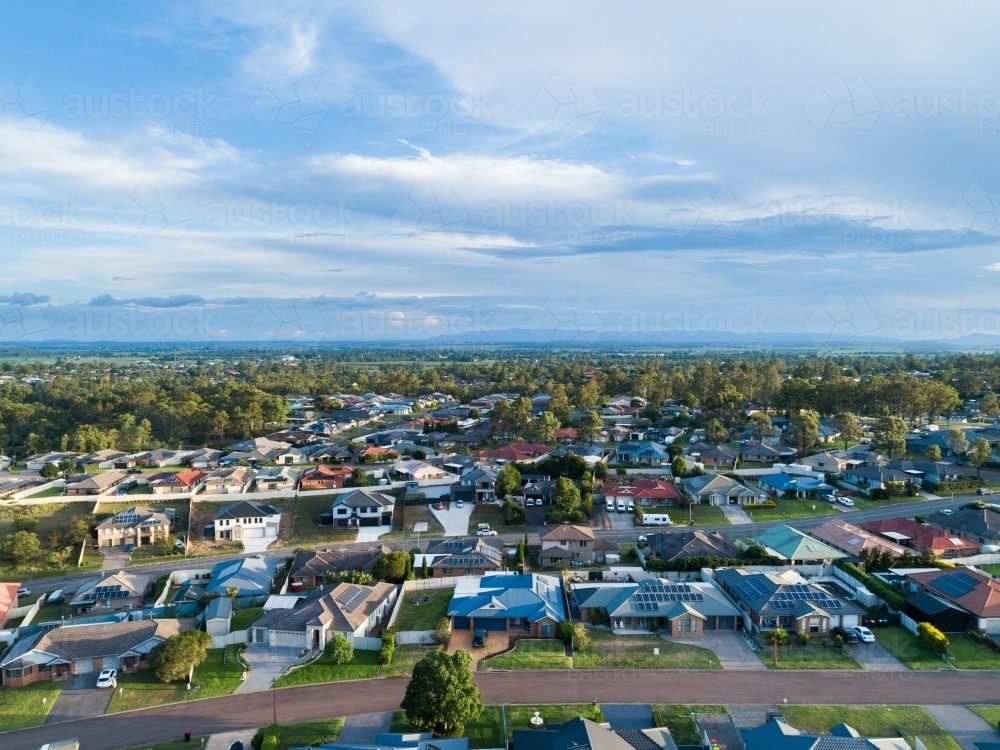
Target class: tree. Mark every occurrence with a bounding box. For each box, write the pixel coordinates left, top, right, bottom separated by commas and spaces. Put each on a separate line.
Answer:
924, 444, 942, 461
917, 622, 949, 655
226, 586, 240, 608
39, 462, 60, 479
421, 556, 429, 579
552, 477, 581, 516
981, 392, 1000, 422
832, 412, 861, 450
530, 411, 560, 444
706, 419, 727, 443
577, 410, 603, 441
496, 463, 521, 499
350, 467, 375, 487
515, 539, 525, 571
745, 412, 776, 441
2, 530, 41, 566
593, 461, 607, 480
785, 410, 820, 453
150, 630, 212, 683
872, 415, 907, 459
325, 633, 354, 664
571, 622, 591, 651
373, 551, 410, 582
671, 456, 687, 478
969, 437, 992, 476
946, 428, 969, 457
401, 648, 484, 737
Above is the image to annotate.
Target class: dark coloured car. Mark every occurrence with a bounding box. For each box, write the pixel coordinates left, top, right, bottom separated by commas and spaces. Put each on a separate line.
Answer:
229, 742, 245, 750
832, 625, 858, 643
472, 628, 487, 648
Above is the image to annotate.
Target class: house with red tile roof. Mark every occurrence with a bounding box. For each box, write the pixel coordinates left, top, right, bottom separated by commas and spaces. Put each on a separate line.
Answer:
299, 464, 353, 491
862, 517, 978, 558
809, 519, 908, 558
0, 582, 20, 629
553, 427, 579, 443
905, 567, 1000, 634
475, 443, 551, 463
604, 479, 681, 507
148, 469, 205, 494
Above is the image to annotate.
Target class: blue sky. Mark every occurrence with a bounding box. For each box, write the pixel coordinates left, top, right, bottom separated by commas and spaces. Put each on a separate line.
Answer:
2, 1, 1000, 344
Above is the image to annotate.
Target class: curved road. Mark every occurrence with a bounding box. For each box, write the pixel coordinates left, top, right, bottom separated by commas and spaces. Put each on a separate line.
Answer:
4, 669, 1000, 750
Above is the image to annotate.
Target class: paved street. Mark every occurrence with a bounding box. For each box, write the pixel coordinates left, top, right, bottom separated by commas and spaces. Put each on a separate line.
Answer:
43, 674, 113, 725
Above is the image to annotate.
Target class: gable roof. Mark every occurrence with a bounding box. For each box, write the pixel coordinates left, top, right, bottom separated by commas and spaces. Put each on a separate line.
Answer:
645, 530, 738, 561
69, 571, 152, 606
254, 581, 396, 633
448, 572, 565, 623
333, 488, 395, 509
540, 524, 596, 542
929, 508, 1000, 541
215, 500, 282, 520
907, 567, 1000, 617
290, 545, 391, 578
96, 506, 172, 531
513, 717, 671, 750
715, 568, 862, 619
808, 520, 908, 557
573, 578, 741, 621
207, 555, 279, 594
751, 524, 846, 561
862, 517, 978, 553
741, 718, 910, 750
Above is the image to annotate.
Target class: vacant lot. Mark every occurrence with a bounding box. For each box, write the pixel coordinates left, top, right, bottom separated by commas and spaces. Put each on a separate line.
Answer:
873, 626, 1000, 670
385, 498, 445, 540
743, 498, 837, 523
470, 504, 524, 534
0, 502, 101, 579
394, 587, 454, 631
481, 639, 571, 670
780, 705, 960, 750
759, 640, 861, 670
574, 628, 720, 669
0, 681, 62, 730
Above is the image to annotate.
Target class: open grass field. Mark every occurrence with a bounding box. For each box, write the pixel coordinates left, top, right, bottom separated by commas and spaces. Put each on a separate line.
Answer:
470, 504, 525, 535
480, 639, 571, 670
391, 706, 506, 748
0, 681, 62, 730
759, 640, 861, 669
106, 646, 244, 713
574, 628, 720, 669
394, 587, 454, 631
744, 497, 837, 523
780, 705, 961, 750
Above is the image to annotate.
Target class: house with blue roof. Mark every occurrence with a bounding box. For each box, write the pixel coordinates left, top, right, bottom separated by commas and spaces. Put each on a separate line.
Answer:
757, 473, 835, 499
447, 572, 565, 637
613, 441, 670, 466
206, 554, 279, 597
740, 717, 910, 750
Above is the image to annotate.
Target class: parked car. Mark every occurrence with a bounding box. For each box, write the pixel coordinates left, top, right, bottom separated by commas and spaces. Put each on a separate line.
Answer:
836, 496, 854, 507
16, 586, 30, 597
455, 499, 464, 508
96, 669, 118, 688
477, 527, 497, 536
472, 629, 487, 648
228, 743, 245, 750
616, 501, 626, 512
605, 499, 614, 512
127, 467, 143, 474
832, 626, 858, 643
940, 508, 953, 515
978, 488, 994, 496
851, 626, 875, 643
626, 500, 635, 513
432, 502, 445, 510
638, 534, 648, 543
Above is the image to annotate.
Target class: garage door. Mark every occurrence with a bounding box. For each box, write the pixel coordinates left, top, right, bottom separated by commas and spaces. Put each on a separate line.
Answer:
243, 527, 265, 538
75, 658, 95, 674
274, 630, 307, 648
453, 617, 470, 630
480, 618, 507, 631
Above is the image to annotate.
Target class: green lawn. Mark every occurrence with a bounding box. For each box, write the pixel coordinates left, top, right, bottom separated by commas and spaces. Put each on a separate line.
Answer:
123, 738, 209, 750
853, 495, 928, 511
32, 599, 68, 624
106, 646, 244, 713
470, 505, 525, 535
651, 705, 701, 745
290, 495, 360, 543
780, 705, 961, 750
0, 502, 103, 579
0, 681, 62, 730
231, 606, 264, 631
22, 486, 66, 498
981, 564, 1000, 577
744, 498, 837, 523
261, 718, 345, 750
480, 639, 571, 670
506, 704, 603, 738
970, 706, 1000, 727
574, 628, 721, 669
652, 505, 729, 526
873, 626, 1000, 670
383, 499, 446, 541
273, 645, 428, 685
391, 706, 506, 748
394, 588, 454, 631
759, 641, 861, 670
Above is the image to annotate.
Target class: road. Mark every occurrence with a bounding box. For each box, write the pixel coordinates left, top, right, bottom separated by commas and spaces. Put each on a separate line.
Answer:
4, 669, 1000, 750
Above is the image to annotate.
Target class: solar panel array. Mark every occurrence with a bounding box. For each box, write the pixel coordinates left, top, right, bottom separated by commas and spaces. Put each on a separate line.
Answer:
336, 585, 370, 613
740, 576, 775, 600
769, 585, 843, 610
82, 584, 131, 601
113, 512, 141, 525
446, 556, 487, 566
935, 571, 979, 599
632, 583, 704, 611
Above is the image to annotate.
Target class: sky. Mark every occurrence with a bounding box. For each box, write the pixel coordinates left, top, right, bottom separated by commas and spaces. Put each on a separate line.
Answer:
2, 1, 1000, 346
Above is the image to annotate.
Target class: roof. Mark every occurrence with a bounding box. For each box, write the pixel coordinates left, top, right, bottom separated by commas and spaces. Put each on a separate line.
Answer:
513, 717, 664, 750
0, 582, 20, 621
751, 524, 846, 561
862, 518, 979, 552
255, 581, 396, 633
448, 572, 565, 623
69, 571, 152, 606
149, 469, 205, 488
205, 467, 254, 485
808, 520, 908, 557
740, 719, 910, 750
573, 578, 741, 621
207, 555, 279, 595
333, 488, 395, 509
715, 568, 862, 619
929, 508, 1000, 541
686, 473, 764, 499
540, 524, 596, 543
205, 596, 233, 620
215, 500, 282, 520
291, 546, 391, 578
907, 567, 1000, 617
96, 506, 171, 530
423, 537, 504, 570
71, 471, 127, 490
645, 530, 738, 561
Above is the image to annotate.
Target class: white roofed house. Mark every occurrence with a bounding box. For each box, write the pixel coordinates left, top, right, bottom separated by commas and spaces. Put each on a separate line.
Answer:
390, 459, 448, 482
331, 488, 395, 529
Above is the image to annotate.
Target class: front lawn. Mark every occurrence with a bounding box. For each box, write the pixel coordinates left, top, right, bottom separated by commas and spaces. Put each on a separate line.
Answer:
394, 588, 454, 631
480, 639, 571, 670
574, 628, 721, 669
651, 705, 701, 745
231, 606, 264, 631
654, 505, 729, 526
744, 498, 837, 523
0, 681, 62, 730
391, 706, 505, 748
106, 646, 244, 713
780, 705, 960, 750
758, 641, 861, 670
274, 645, 430, 686
970, 706, 1000, 727
381, 645, 435, 676
261, 718, 345, 750
124, 738, 209, 750
506, 704, 603, 738
873, 626, 1000, 670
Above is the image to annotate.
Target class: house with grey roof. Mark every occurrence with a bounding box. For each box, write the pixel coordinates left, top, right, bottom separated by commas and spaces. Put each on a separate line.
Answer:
68, 571, 153, 615
683, 473, 769, 506
415, 537, 505, 577
213, 499, 282, 543
290, 545, 391, 588
513, 717, 677, 750
740, 717, 910, 750
573, 578, 742, 635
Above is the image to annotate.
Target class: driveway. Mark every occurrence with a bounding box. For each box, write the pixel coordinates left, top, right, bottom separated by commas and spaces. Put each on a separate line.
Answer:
849, 641, 908, 671
338, 712, 393, 744
429, 502, 474, 536
237, 644, 311, 693
663, 630, 766, 670
101, 546, 130, 571
44, 674, 113, 724
240, 534, 276, 554
606, 509, 634, 531
720, 506, 753, 524
449, 627, 510, 668
356, 523, 391, 543
922, 705, 1000, 750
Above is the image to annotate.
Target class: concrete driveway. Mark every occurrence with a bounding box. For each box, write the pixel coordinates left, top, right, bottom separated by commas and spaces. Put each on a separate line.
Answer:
356, 524, 391, 543
237, 644, 310, 693
606, 509, 634, 531
663, 630, 766, 670
720, 506, 753, 524
922, 705, 1000, 750
44, 673, 113, 724
849, 641, 908, 671
429, 502, 474, 536
240, 534, 276, 554
101, 546, 130, 571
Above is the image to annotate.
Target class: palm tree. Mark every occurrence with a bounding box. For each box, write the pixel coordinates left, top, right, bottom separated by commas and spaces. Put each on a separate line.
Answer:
226, 586, 240, 610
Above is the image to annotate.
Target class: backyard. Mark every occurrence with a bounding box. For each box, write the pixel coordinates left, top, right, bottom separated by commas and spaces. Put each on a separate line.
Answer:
480, 639, 571, 670
0, 681, 62, 730
394, 587, 454, 631
573, 628, 721, 669
231, 606, 265, 631
759, 640, 861, 670
273, 644, 431, 687
780, 705, 961, 750
651, 705, 727, 745
106, 646, 245, 713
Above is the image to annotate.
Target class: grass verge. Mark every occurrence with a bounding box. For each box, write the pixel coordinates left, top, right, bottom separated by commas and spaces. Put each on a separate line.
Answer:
0, 681, 62, 730
574, 628, 721, 669
480, 639, 571, 670
780, 705, 960, 750
758, 641, 861, 670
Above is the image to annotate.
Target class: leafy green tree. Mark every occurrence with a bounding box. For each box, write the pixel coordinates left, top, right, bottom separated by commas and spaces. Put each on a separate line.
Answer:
496, 463, 521, 498
530, 411, 560, 444
969, 437, 992, 476
706, 419, 727, 443
2, 530, 41, 566
832, 412, 861, 450
350, 467, 375, 487
515, 539, 525, 571
433, 617, 452, 646
421, 556, 429, 579
577, 410, 603, 441
373, 550, 410, 582
552, 477, 581, 516
981, 392, 1000, 422
150, 630, 212, 682
924, 444, 942, 461
785, 410, 820, 453
946, 428, 969, 456
39, 462, 60, 479
325, 633, 354, 664
917, 622, 949, 654
671, 456, 687, 478
593, 461, 607, 480
401, 648, 484, 736
872, 415, 907, 459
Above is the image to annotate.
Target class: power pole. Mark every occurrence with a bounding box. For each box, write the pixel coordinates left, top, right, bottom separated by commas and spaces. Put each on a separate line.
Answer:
773, 630, 778, 668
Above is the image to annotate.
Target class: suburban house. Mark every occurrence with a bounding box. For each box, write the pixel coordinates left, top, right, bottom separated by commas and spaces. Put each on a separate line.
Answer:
65, 471, 128, 496
698, 445, 738, 468
0, 583, 20, 628
298, 464, 353, 491
926, 507, 1000, 548
416, 537, 505, 577
613, 441, 670, 466
573, 578, 742, 635
757, 472, 835, 499
604, 479, 681, 507
95, 506, 172, 548
225, 437, 291, 455
303, 444, 353, 464
187, 448, 223, 469
135, 449, 193, 468
448, 572, 565, 637
254, 466, 299, 491
643, 530, 739, 562
331, 489, 395, 528
862, 517, 978, 558
512, 717, 678, 750
24, 451, 77, 472
251, 581, 398, 649
476, 442, 551, 463
683, 473, 769, 506
68, 571, 152, 614
539, 524, 619, 566
204, 596, 233, 636
78, 449, 129, 469
741, 443, 783, 463
147, 469, 205, 495
205, 555, 279, 597
289, 545, 391, 588
808, 519, 908, 558
741, 718, 910, 750
749, 524, 846, 564
0, 619, 191, 686
275, 447, 309, 466
213, 500, 282, 543
553, 427, 579, 443
887, 460, 960, 486
459, 467, 499, 502
841, 466, 915, 491
901, 567, 1000, 635
391, 459, 448, 481
799, 450, 852, 473
714, 568, 862, 634
202, 466, 256, 494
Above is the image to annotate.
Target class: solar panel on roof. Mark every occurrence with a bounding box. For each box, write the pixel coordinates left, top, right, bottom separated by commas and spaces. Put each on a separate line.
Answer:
935, 571, 979, 599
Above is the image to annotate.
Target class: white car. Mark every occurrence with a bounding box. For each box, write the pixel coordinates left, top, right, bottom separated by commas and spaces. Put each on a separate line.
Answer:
477, 528, 497, 536
852, 626, 875, 643
616, 501, 626, 512
637, 534, 648, 543
626, 500, 635, 513
940, 508, 953, 515
837, 496, 854, 507
605, 500, 615, 512
455, 499, 464, 508
96, 669, 118, 688
16, 587, 30, 597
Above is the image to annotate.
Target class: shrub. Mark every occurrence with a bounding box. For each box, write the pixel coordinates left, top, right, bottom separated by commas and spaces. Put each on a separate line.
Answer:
433, 617, 452, 646
572, 623, 591, 651
252, 724, 280, 750
917, 622, 950, 654
325, 633, 354, 665
838, 562, 906, 610
797, 633, 810, 647
379, 642, 395, 665
559, 620, 575, 646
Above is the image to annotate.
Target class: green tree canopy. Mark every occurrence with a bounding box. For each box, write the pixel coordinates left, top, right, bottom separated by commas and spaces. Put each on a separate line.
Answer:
496, 463, 521, 498
552, 476, 582, 516
401, 648, 483, 736
373, 550, 410, 582
150, 630, 212, 683
325, 633, 354, 665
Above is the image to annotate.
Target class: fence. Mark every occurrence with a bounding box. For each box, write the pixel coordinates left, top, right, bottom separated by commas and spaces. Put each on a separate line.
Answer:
9, 478, 66, 500
211, 629, 249, 649
396, 630, 436, 645
349, 635, 383, 651
900, 612, 919, 635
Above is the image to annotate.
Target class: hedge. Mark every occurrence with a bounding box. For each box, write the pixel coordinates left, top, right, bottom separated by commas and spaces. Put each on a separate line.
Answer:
838, 562, 906, 610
